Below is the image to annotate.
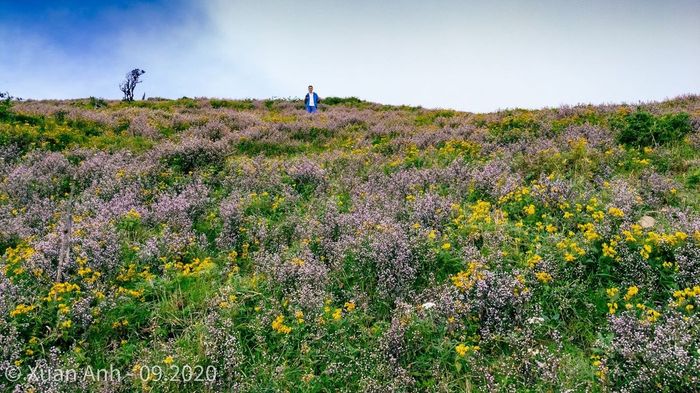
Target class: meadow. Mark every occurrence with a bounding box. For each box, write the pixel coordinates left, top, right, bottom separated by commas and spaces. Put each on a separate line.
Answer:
1, 94, 699, 392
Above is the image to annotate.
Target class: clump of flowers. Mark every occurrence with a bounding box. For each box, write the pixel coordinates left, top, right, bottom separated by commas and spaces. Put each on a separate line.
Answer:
271, 314, 292, 334
455, 343, 480, 357
10, 303, 35, 317
535, 271, 553, 284
165, 257, 214, 276
606, 310, 700, 391
450, 261, 485, 291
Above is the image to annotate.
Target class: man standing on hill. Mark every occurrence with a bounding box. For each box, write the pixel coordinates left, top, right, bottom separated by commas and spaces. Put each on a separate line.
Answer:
305, 85, 320, 113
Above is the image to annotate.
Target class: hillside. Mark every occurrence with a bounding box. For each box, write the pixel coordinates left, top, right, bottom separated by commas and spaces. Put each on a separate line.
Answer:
1, 95, 700, 392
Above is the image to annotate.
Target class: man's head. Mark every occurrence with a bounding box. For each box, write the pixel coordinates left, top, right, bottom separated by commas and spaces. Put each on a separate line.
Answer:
308, 85, 313, 93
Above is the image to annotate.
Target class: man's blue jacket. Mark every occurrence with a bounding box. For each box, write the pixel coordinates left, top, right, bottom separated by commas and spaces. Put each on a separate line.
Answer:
304, 92, 320, 106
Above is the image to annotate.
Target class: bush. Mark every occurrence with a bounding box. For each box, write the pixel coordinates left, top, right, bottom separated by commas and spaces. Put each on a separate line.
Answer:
159, 137, 226, 172
656, 112, 693, 142
487, 111, 542, 143
89, 96, 108, 109
210, 99, 255, 110
322, 96, 364, 106
415, 109, 456, 126
686, 167, 700, 189
615, 109, 692, 147
0, 91, 13, 122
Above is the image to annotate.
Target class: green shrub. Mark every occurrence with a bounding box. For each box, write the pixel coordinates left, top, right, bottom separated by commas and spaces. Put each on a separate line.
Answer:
615, 109, 691, 147
235, 139, 306, 156
66, 118, 105, 137
415, 109, 456, 126
487, 111, 542, 143
0, 91, 13, 122
290, 127, 333, 142
322, 96, 365, 106
210, 99, 255, 110
686, 167, 700, 189
656, 112, 693, 143
90, 96, 108, 108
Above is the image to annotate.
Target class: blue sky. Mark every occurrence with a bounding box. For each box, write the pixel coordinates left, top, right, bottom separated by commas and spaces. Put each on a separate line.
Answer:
1, 0, 699, 112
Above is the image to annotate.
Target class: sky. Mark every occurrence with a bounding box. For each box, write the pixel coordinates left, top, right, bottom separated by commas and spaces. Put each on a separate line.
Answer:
1, 0, 699, 112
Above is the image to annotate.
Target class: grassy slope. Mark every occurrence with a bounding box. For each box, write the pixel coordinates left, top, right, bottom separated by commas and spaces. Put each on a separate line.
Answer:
0, 95, 699, 392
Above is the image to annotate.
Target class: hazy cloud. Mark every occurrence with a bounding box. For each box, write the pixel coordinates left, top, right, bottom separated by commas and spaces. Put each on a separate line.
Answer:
1, 0, 699, 111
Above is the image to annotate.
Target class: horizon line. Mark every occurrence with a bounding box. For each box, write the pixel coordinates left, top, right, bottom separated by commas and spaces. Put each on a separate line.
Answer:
9, 92, 700, 115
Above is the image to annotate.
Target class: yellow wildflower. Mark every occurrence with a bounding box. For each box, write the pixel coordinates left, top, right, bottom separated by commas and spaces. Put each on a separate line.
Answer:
606, 287, 619, 298
451, 262, 484, 291
10, 303, 35, 317
535, 272, 553, 283
602, 242, 617, 258
526, 254, 543, 268
523, 204, 536, 216
607, 207, 624, 218
271, 315, 292, 334
125, 209, 141, 220
591, 211, 605, 221
624, 286, 639, 301
578, 223, 600, 242
455, 343, 469, 357
645, 308, 661, 323
640, 244, 652, 260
